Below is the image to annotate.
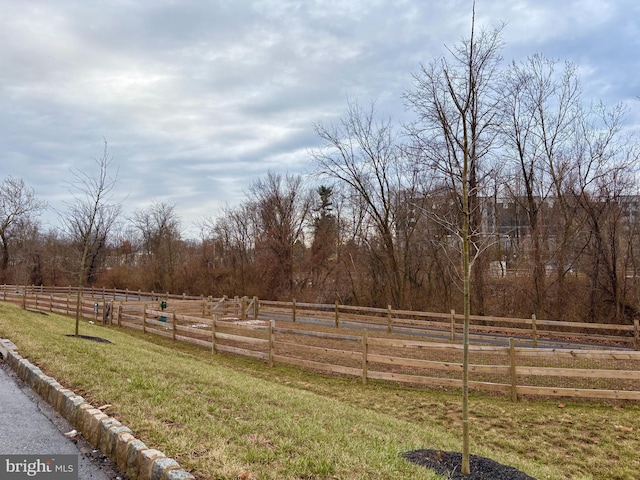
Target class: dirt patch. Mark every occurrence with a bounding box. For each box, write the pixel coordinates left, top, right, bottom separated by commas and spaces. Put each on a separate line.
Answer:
402, 449, 536, 479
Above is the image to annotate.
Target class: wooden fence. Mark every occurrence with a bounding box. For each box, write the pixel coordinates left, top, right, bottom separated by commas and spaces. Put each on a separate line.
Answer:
2, 285, 640, 402
4, 285, 639, 348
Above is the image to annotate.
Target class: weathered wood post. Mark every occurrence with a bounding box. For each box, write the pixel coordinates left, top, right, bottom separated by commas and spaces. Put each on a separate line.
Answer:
634, 318, 639, 350
268, 320, 275, 367
292, 299, 297, 323
532, 314, 538, 348
335, 300, 340, 328
142, 304, 147, 334
387, 305, 392, 333
241, 296, 248, 321
212, 315, 218, 354
253, 296, 259, 319
509, 338, 518, 402
171, 312, 177, 342
450, 309, 456, 343
362, 329, 369, 385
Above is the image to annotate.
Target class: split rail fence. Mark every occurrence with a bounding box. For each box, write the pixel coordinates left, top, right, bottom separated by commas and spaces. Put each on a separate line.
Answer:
2, 285, 640, 402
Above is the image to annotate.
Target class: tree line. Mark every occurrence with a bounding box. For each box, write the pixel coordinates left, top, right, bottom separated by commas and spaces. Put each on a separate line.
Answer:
2, 24, 639, 326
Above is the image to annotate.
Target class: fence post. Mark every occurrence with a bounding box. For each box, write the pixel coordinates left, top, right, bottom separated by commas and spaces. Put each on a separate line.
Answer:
362, 329, 369, 385
532, 314, 538, 348
66, 293, 70, 316
292, 299, 297, 323
142, 304, 147, 334
387, 305, 392, 333
117, 301, 122, 327
211, 315, 217, 354
509, 338, 518, 402
253, 296, 258, 319
241, 296, 247, 321
22, 286, 26, 310
125, 289, 129, 301
172, 312, 177, 341
49, 293, 53, 313
268, 319, 275, 367
634, 318, 639, 350
335, 301, 340, 328
450, 309, 456, 343
35, 291, 38, 310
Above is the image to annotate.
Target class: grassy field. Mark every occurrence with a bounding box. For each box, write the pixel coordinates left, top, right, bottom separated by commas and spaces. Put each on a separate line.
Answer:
1, 302, 639, 479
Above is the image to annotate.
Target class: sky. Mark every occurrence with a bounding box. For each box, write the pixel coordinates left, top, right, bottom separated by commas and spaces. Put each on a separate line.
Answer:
1, 0, 639, 237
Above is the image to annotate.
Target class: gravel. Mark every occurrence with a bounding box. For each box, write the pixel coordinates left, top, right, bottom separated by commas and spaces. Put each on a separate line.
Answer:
402, 449, 536, 480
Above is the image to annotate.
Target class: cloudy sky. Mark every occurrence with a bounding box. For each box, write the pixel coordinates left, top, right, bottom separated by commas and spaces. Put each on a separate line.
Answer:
2, 0, 639, 236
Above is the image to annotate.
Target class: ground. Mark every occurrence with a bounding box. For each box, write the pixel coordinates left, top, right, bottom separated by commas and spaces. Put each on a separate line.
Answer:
402, 449, 536, 479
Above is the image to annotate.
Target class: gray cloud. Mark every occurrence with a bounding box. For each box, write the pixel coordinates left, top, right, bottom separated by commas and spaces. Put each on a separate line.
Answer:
1, 0, 638, 235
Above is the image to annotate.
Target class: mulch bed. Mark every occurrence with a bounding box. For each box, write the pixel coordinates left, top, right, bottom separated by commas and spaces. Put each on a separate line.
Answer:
402, 449, 536, 479
65, 334, 113, 344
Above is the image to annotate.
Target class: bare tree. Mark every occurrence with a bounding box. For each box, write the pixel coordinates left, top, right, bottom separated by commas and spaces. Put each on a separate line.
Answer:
61, 140, 121, 335
312, 99, 421, 308
131, 201, 182, 292
499, 55, 583, 316
0, 176, 46, 283
570, 102, 639, 323
250, 172, 312, 299
201, 203, 257, 294
404, 6, 503, 473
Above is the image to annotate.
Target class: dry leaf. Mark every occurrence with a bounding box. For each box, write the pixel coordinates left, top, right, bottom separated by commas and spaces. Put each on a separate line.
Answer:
614, 425, 633, 432
98, 404, 112, 411
557, 403, 565, 408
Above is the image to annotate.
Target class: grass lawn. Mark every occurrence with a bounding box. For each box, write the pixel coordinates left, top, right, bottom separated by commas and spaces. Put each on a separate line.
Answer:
1, 302, 638, 479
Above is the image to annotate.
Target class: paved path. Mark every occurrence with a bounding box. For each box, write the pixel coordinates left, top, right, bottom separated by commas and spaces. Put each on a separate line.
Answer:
0, 363, 123, 479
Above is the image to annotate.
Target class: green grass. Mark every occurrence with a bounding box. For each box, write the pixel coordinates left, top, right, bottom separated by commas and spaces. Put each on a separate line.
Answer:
1, 303, 638, 479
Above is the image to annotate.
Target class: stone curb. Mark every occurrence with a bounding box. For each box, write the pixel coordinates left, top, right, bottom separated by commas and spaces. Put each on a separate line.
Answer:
1, 339, 194, 480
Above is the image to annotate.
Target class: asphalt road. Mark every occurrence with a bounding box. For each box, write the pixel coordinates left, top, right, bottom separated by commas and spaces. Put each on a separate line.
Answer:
0, 362, 124, 479
259, 312, 634, 351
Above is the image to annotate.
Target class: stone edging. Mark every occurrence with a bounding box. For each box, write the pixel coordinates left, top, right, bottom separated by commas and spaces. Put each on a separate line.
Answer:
0, 338, 195, 480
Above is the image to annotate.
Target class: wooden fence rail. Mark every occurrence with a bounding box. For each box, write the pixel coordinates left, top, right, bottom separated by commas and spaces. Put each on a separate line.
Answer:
3, 287, 640, 402
4, 285, 639, 349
